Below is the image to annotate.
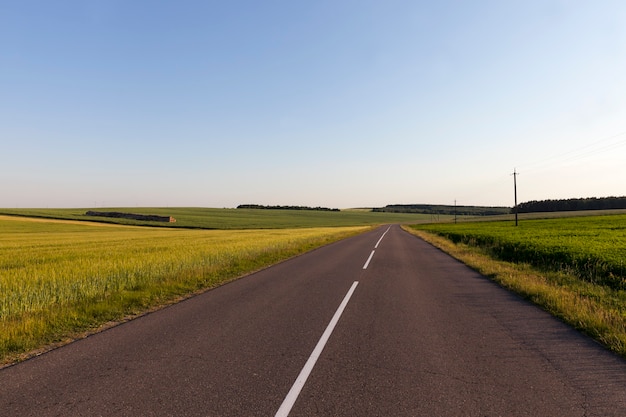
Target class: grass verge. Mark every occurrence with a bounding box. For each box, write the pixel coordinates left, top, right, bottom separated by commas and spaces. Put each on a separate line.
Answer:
403, 226, 626, 358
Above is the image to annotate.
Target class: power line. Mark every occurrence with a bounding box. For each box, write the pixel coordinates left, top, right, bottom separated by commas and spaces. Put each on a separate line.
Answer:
519, 130, 626, 174
559, 138, 626, 165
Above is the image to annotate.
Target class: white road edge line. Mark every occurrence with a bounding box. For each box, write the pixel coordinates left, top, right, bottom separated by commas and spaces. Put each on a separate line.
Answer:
374, 226, 391, 249
363, 250, 375, 269
275, 281, 359, 417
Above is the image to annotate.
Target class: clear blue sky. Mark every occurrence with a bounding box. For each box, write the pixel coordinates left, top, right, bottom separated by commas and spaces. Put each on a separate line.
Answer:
2, 1, 626, 208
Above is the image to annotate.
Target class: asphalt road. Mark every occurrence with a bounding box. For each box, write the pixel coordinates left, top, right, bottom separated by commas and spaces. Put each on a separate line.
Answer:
1, 225, 625, 416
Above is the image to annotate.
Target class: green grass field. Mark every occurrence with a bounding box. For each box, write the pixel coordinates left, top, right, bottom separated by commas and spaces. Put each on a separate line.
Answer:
0, 214, 370, 365
0, 207, 439, 229
409, 214, 626, 356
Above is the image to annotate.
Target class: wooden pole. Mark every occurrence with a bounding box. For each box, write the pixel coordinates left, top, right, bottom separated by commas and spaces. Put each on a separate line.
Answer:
454, 199, 457, 224
513, 169, 518, 226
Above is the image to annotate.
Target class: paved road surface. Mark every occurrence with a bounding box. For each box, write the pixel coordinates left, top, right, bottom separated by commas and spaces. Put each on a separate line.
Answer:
1, 225, 625, 416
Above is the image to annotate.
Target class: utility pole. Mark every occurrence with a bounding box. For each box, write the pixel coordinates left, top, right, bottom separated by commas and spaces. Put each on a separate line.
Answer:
454, 199, 457, 224
512, 169, 519, 226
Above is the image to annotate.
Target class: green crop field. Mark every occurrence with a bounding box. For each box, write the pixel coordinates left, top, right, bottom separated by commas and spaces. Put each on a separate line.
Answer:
414, 214, 626, 289
408, 214, 626, 356
0, 215, 369, 365
0, 207, 438, 229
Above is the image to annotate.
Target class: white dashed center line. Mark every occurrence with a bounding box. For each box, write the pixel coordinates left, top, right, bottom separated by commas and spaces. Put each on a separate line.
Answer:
363, 226, 391, 269
363, 250, 375, 269
275, 281, 359, 417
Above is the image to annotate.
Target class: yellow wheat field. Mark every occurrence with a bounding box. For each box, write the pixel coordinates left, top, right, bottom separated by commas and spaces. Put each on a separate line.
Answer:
0, 216, 367, 361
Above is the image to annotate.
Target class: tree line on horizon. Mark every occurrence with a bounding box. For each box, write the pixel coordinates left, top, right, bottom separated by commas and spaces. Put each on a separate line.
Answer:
375, 196, 626, 215
515, 196, 626, 213
373, 204, 509, 216
237, 197, 626, 215
237, 204, 340, 212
